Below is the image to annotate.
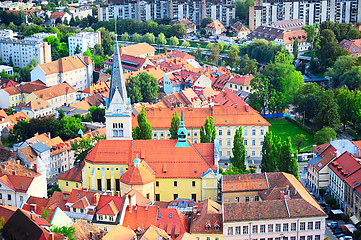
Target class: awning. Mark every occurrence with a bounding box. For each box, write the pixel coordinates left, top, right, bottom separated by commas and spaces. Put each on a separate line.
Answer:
331, 209, 344, 215
351, 216, 360, 225
345, 224, 357, 233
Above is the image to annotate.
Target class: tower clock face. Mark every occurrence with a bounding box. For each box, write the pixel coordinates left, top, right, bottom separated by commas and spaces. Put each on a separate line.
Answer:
113, 106, 121, 114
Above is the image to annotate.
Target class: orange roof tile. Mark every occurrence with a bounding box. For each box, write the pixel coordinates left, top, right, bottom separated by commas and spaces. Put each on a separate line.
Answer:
0, 174, 34, 192
120, 43, 156, 57
124, 189, 151, 206
95, 195, 125, 216
38, 54, 92, 75
70, 100, 91, 111
122, 205, 158, 230
120, 160, 156, 185
205, 20, 225, 32
190, 199, 222, 235
32, 82, 76, 100
277, 30, 308, 44
57, 161, 84, 182
102, 225, 136, 240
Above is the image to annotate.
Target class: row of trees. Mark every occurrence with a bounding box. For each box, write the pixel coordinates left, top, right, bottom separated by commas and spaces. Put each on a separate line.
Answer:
93, 18, 186, 38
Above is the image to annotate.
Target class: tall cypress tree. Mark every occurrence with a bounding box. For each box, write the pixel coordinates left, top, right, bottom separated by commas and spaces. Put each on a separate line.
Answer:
293, 38, 299, 60
169, 111, 180, 139
200, 117, 216, 143
229, 127, 246, 172
279, 137, 299, 179
133, 107, 152, 139
260, 131, 278, 172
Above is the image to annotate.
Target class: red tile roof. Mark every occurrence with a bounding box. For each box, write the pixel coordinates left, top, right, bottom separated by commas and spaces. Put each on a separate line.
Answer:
190, 199, 222, 235
123, 205, 158, 230
50, 12, 67, 19
57, 161, 84, 182
213, 87, 247, 107
124, 189, 151, 206
228, 74, 254, 85
95, 195, 125, 216
67, 189, 98, 209
85, 140, 215, 179
313, 143, 329, 155
205, 20, 225, 32
120, 160, 156, 185
329, 152, 361, 181
0, 174, 34, 192
339, 39, 361, 54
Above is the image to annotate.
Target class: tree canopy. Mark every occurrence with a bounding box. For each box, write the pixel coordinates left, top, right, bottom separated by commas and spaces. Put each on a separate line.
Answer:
200, 117, 216, 143
133, 107, 152, 140
126, 72, 158, 104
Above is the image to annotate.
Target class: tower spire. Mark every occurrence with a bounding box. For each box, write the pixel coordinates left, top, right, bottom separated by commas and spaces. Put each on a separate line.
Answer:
176, 109, 190, 147
108, 41, 128, 106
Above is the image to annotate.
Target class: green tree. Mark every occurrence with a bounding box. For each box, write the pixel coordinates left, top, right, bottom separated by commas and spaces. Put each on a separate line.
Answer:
126, 72, 158, 103
99, 28, 114, 56
294, 82, 323, 122
302, 25, 319, 57
239, 54, 258, 75
131, 32, 142, 42
229, 127, 246, 172
171, 24, 186, 37
234, 0, 254, 23
293, 38, 299, 60
293, 134, 307, 152
0, 70, 10, 79
133, 107, 152, 139
75, 44, 81, 54
340, 66, 361, 90
201, 17, 213, 28
314, 91, 341, 129
210, 44, 221, 64
69, 17, 76, 26
120, 32, 129, 41
227, 45, 240, 70
334, 86, 353, 130
41, 207, 52, 222
325, 55, 356, 88
71, 135, 105, 162
51, 226, 76, 240
52, 117, 84, 140
0, 216, 5, 230
314, 127, 337, 144
142, 33, 155, 44
260, 131, 279, 172
169, 111, 180, 139
279, 137, 299, 179
157, 33, 167, 46
182, 41, 190, 48
169, 36, 179, 46
200, 117, 216, 143
88, 106, 105, 122
6, 107, 16, 116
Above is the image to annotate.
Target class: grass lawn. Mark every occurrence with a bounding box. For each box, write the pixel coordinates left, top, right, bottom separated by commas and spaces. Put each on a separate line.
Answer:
267, 118, 315, 152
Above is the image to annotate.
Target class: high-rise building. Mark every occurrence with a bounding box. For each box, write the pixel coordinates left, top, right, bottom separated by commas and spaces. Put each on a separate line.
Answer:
98, 0, 235, 27
249, 0, 361, 30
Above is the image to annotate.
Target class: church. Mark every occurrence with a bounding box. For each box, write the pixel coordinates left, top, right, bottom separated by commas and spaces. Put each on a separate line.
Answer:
82, 42, 220, 202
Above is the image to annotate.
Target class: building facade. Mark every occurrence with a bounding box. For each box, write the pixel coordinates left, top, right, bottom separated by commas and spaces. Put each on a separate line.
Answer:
68, 32, 101, 56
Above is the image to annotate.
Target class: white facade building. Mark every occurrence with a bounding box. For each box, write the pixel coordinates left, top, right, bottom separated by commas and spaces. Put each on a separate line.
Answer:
68, 32, 101, 56
0, 38, 51, 68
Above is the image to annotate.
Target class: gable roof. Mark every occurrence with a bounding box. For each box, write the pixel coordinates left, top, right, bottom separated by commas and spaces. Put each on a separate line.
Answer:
124, 189, 152, 206
190, 199, 222, 235
57, 161, 84, 182
72, 219, 106, 240
205, 20, 225, 32
0, 174, 35, 192
38, 54, 92, 75
277, 30, 308, 44
50, 12, 67, 19
95, 195, 125, 216
32, 82, 76, 100
329, 152, 361, 180
231, 21, 250, 33
17, 98, 51, 112
102, 225, 135, 240
248, 26, 284, 41
85, 140, 215, 179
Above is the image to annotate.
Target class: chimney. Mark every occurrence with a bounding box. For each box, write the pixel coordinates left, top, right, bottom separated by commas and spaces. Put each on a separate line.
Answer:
30, 203, 37, 212
128, 195, 132, 212
16, 160, 20, 165
30, 212, 35, 221
93, 193, 99, 205
280, 191, 285, 200
12, 170, 16, 175
89, 231, 93, 238
50, 232, 55, 240
47, 132, 51, 139
241, 96, 245, 101
33, 164, 38, 173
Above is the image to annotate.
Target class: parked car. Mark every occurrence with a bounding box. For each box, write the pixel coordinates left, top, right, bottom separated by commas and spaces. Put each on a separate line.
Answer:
340, 236, 352, 240
327, 221, 337, 227
334, 229, 344, 234
336, 233, 346, 238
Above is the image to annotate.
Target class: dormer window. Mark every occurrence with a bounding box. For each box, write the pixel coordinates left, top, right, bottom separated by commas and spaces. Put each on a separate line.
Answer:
205, 223, 212, 230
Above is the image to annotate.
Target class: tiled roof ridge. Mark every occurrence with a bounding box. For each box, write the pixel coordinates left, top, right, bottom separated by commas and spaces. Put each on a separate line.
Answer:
191, 143, 212, 169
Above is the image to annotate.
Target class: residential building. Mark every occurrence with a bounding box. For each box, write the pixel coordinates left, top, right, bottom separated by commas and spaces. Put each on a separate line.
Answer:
0, 65, 13, 75
104, 54, 155, 72
329, 152, 361, 210
132, 105, 269, 159
57, 161, 85, 192
24, 142, 52, 180
49, 12, 71, 27
72, 220, 107, 240
0, 29, 15, 39
0, 111, 28, 139
224, 74, 254, 92
271, 19, 304, 31
0, 1, 34, 11
339, 39, 361, 57
2, 209, 65, 240
0, 78, 18, 89
25, 82, 77, 109
98, 0, 235, 27
31, 54, 93, 91
177, 18, 197, 36
70, 6, 93, 20
205, 20, 226, 35
249, 0, 361, 30
0, 159, 47, 207
190, 199, 223, 240
24, 32, 57, 41
120, 42, 156, 58
15, 98, 53, 118
222, 172, 327, 240
0, 38, 51, 68
0, 86, 22, 108
344, 168, 361, 223
230, 21, 250, 39
68, 32, 101, 56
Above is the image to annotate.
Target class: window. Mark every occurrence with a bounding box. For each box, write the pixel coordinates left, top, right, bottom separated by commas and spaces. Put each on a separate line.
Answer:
252, 225, 258, 233
192, 181, 196, 187
156, 181, 159, 187
252, 129, 256, 135
275, 224, 281, 232
235, 226, 241, 235
291, 237, 296, 240
191, 194, 197, 201
307, 222, 313, 230
153, 132, 157, 137
146, 193, 150, 199
300, 222, 305, 230
194, 132, 198, 136
315, 221, 320, 230
97, 179, 102, 191
252, 140, 256, 146
219, 129, 223, 135
219, 140, 222, 146
206, 238, 210, 240
291, 223, 296, 231
245, 196, 249, 202
243, 226, 248, 234
76, 183, 78, 188
173, 194, 178, 200
235, 197, 240, 202
307, 236, 312, 240
227, 129, 231, 136
227, 151, 231, 156
244, 129, 248, 135
155, 194, 160, 201
73, 208, 76, 212
244, 140, 248, 145
260, 129, 264, 135
268, 224, 273, 232
174, 181, 177, 187
300, 237, 305, 240
227, 140, 231, 146
315, 236, 320, 240
106, 179, 111, 191
283, 223, 288, 232
260, 225, 265, 233
0, 193, 2, 199
66, 181, 69, 186
228, 227, 233, 235
252, 151, 256, 156
20, 196, 23, 202
255, 196, 259, 201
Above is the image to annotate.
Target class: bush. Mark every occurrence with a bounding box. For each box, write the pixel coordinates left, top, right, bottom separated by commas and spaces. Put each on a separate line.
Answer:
325, 196, 336, 205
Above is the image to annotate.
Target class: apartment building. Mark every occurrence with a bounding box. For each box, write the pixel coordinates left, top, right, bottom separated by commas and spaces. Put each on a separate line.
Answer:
0, 38, 51, 68
68, 32, 101, 56
223, 172, 327, 240
99, 0, 235, 26
249, 0, 361, 30
31, 54, 93, 91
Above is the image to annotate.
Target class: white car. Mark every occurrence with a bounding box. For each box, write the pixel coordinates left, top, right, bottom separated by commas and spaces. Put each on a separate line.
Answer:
339, 236, 352, 240
327, 221, 337, 227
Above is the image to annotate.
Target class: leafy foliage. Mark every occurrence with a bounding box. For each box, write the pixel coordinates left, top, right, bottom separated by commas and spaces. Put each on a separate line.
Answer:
51, 226, 76, 240
89, 106, 105, 122
314, 127, 337, 144
229, 127, 246, 172
126, 72, 158, 104
133, 107, 152, 140
169, 111, 180, 139
200, 117, 216, 143
71, 135, 105, 162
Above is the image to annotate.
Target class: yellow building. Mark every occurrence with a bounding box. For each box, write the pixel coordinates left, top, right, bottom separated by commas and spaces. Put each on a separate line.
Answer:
57, 162, 84, 192
132, 105, 270, 159
224, 74, 254, 93
0, 86, 22, 108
